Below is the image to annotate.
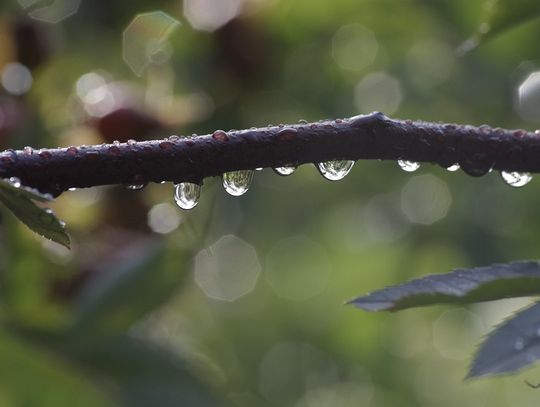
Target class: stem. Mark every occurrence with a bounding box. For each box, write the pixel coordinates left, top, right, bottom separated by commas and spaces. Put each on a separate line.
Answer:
0, 112, 537, 195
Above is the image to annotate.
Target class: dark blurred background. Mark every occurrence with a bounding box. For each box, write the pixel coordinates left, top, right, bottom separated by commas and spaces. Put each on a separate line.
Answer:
1, 0, 540, 406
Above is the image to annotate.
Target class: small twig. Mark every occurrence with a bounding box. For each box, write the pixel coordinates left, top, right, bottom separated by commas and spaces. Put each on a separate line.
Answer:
0, 112, 538, 196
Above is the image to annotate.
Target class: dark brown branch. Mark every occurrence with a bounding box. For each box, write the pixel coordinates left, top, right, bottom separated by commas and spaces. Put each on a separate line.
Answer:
0, 112, 538, 195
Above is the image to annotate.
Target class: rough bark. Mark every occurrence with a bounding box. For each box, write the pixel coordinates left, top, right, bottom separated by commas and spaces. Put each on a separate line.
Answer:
0, 112, 537, 195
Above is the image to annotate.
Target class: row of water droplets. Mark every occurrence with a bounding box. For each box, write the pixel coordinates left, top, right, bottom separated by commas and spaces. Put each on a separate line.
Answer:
173, 158, 534, 210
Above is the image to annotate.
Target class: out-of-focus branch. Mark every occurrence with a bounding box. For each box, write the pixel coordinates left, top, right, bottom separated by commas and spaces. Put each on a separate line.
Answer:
0, 112, 537, 195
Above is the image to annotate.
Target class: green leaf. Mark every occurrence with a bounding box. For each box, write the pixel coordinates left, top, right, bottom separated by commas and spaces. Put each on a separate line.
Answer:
65, 336, 221, 407
0, 184, 70, 249
468, 301, 540, 378
0, 177, 53, 202
349, 261, 540, 312
70, 239, 193, 338
0, 330, 116, 407
460, 0, 540, 53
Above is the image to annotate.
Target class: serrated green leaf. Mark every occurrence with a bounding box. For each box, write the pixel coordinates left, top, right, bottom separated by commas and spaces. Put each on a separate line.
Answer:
461, 0, 540, 53
0, 188, 70, 249
70, 240, 192, 338
468, 301, 540, 378
0, 177, 53, 202
349, 261, 540, 312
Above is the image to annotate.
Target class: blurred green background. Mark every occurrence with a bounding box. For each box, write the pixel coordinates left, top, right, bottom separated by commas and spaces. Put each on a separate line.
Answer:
1, 0, 540, 405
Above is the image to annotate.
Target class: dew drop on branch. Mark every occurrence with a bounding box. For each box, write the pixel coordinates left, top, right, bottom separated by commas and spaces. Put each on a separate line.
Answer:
446, 164, 460, 172
174, 182, 201, 210
222, 170, 254, 196
317, 160, 355, 181
125, 184, 146, 191
273, 166, 296, 176
9, 177, 21, 187
500, 171, 532, 188
397, 160, 420, 172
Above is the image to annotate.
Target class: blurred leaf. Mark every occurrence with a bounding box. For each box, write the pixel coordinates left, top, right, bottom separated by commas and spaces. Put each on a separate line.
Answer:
0, 178, 70, 248
71, 239, 192, 338
468, 301, 540, 378
350, 261, 540, 312
66, 335, 221, 407
0, 330, 115, 406
460, 0, 540, 53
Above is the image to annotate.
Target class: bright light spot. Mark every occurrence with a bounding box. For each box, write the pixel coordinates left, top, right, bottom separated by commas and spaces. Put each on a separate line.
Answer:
401, 174, 452, 225
147, 203, 181, 234
183, 0, 243, 32
123, 11, 180, 76
331, 24, 378, 71
1, 62, 33, 95
194, 235, 260, 301
354, 71, 402, 115
18, 0, 81, 24
265, 236, 331, 301
516, 71, 540, 122
406, 39, 455, 89
75, 72, 115, 117
258, 341, 339, 404
432, 308, 484, 360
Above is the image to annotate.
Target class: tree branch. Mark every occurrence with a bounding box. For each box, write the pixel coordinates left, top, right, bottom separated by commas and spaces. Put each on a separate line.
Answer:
0, 112, 538, 195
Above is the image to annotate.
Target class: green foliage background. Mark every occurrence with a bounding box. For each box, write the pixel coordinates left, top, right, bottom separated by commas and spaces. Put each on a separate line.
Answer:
1, 0, 540, 405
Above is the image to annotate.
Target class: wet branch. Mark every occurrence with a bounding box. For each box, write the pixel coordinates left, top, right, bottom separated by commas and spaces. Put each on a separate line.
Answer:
0, 112, 538, 196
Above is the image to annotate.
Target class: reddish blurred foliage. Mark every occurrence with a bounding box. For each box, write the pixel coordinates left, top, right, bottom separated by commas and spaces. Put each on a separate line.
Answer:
95, 107, 165, 143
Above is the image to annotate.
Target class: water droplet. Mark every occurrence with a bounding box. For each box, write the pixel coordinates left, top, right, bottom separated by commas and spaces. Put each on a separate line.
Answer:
113, 140, 120, 146
500, 171, 532, 187
222, 170, 254, 196
174, 182, 201, 210
273, 166, 296, 176
39, 150, 52, 159
317, 160, 355, 181
447, 164, 460, 172
255, 167, 263, 171
169, 135, 179, 141
514, 338, 525, 351
23, 146, 33, 155
125, 184, 146, 191
298, 119, 308, 124
397, 160, 420, 172
9, 177, 21, 187
127, 139, 136, 145
68, 187, 77, 191
66, 146, 78, 155
212, 130, 229, 142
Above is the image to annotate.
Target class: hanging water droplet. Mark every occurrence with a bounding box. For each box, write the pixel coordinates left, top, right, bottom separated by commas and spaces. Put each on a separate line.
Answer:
514, 338, 525, 351
174, 182, 201, 210
317, 160, 355, 181
446, 164, 460, 172
125, 184, 146, 191
500, 171, 532, 188
273, 166, 296, 176
222, 170, 254, 196
255, 167, 263, 171
68, 187, 77, 191
397, 160, 420, 172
